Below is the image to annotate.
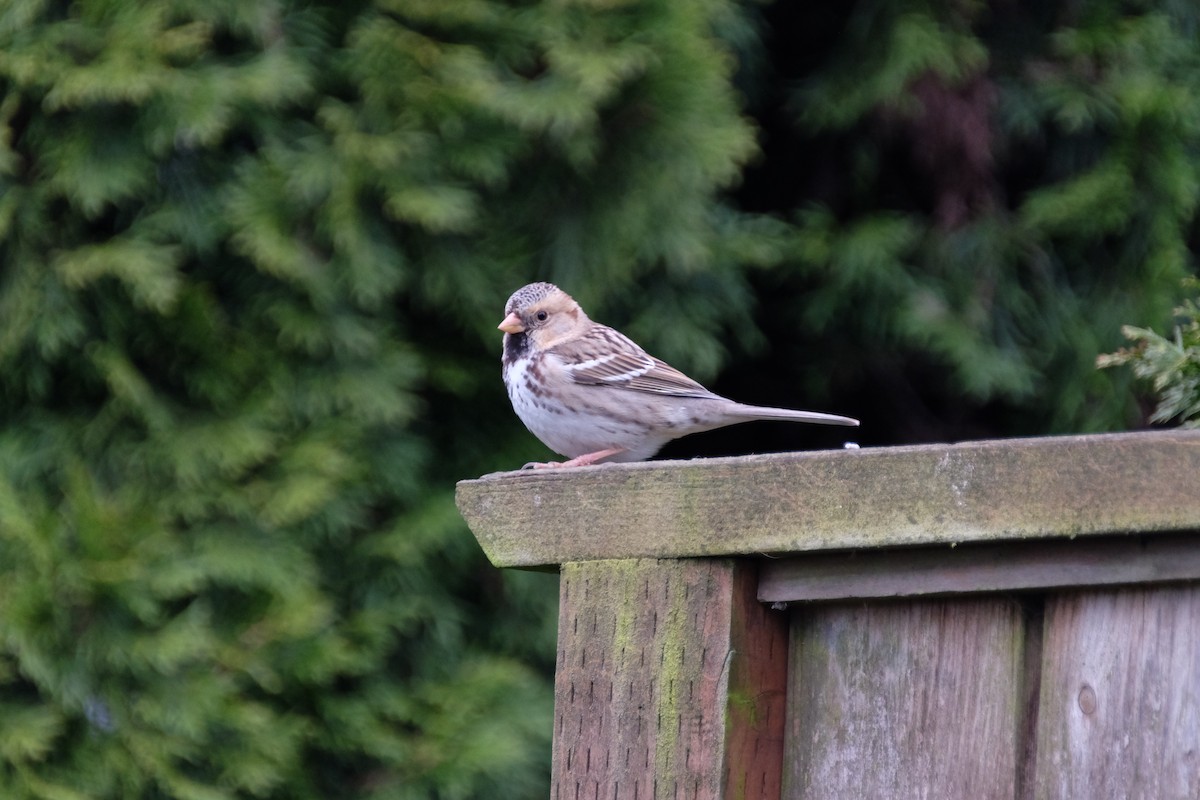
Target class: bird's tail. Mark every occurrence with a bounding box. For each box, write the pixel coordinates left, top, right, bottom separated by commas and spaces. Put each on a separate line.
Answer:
731, 404, 860, 427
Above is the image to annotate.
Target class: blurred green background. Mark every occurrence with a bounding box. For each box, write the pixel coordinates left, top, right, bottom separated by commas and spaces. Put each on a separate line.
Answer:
0, 0, 1196, 797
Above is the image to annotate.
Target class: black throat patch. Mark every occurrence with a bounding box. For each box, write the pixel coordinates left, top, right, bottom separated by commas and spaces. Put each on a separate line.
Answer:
502, 331, 531, 365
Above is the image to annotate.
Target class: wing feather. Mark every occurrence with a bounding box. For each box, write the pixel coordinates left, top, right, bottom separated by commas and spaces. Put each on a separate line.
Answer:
552, 324, 715, 398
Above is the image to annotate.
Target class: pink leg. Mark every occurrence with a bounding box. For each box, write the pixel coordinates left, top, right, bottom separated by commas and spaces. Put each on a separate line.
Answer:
523, 447, 627, 470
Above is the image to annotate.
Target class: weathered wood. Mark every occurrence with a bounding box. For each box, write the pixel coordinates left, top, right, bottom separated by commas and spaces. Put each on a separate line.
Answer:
723, 565, 789, 800
1032, 586, 1200, 799
786, 598, 1024, 800
455, 430, 1200, 568
552, 559, 787, 800
453, 430, 1200, 799
759, 533, 1200, 602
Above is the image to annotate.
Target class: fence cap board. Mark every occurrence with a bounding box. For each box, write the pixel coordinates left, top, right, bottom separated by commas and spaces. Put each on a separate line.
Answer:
455, 430, 1200, 569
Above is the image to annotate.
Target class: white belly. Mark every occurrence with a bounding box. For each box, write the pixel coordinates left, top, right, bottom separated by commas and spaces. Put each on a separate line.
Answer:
504, 358, 672, 461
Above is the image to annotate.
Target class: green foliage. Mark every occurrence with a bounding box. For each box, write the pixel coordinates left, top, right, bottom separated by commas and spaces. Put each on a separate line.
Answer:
3, 0, 1199, 796
740, 0, 1199, 436
0, 0, 758, 797
1098, 278, 1200, 427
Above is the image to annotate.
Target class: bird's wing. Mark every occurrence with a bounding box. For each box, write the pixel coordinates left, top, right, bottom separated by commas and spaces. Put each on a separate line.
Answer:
553, 325, 715, 398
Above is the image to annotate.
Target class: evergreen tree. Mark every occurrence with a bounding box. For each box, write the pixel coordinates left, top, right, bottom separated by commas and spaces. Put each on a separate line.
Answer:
2, 0, 1197, 798
0, 1, 761, 797
719, 0, 1200, 445
1100, 277, 1200, 427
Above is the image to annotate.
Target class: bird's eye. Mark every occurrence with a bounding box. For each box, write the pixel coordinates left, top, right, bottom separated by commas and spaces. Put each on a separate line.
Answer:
535, 310, 548, 322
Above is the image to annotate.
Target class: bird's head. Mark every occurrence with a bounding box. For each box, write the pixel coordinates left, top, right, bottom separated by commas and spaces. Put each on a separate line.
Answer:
498, 282, 588, 350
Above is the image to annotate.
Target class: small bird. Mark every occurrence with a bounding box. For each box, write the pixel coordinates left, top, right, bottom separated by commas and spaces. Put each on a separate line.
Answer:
499, 282, 859, 468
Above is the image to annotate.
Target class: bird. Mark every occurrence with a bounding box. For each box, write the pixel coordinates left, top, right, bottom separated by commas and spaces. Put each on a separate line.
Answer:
498, 282, 859, 468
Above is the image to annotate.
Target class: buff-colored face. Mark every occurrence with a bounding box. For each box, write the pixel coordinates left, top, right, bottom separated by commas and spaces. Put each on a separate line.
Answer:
498, 283, 587, 349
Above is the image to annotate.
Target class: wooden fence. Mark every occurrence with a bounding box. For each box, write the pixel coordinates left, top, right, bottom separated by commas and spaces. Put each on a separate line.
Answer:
455, 430, 1200, 799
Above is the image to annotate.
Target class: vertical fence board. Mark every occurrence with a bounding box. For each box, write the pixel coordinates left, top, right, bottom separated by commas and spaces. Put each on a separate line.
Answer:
1033, 586, 1200, 799
552, 558, 786, 800
723, 565, 789, 800
786, 598, 1023, 800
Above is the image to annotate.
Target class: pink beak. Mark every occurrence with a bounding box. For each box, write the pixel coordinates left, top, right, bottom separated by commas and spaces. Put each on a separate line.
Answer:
498, 312, 525, 334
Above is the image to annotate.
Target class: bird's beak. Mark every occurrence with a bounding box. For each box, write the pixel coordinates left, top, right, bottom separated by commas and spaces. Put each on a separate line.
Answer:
498, 312, 525, 334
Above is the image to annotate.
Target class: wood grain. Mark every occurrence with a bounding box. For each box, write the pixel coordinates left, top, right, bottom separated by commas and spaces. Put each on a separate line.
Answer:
1032, 586, 1200, 799
723, 564, 789, 800
552, 559, 788, 800
759, 534, 1200, 602
455, 431, 1200, 568
786, 598, 1024, 800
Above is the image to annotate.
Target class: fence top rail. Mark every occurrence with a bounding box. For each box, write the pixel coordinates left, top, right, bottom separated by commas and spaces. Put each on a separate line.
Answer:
455, 430, 1200, 569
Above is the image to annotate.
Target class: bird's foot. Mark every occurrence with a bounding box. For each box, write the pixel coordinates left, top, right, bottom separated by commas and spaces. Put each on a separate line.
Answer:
521, 447, 626, 469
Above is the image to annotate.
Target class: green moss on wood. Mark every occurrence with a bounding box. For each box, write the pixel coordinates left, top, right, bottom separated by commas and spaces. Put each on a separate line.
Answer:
457, 431, 1200, 568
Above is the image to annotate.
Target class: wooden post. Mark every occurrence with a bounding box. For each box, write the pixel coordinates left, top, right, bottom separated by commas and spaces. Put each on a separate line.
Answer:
455, 430, 1200, 799
552, 559, 787, 800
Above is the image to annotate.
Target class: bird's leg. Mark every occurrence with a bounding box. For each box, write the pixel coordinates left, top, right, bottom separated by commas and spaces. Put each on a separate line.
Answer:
522, 447, 626, 470
559, 447, 626, 467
